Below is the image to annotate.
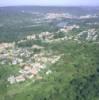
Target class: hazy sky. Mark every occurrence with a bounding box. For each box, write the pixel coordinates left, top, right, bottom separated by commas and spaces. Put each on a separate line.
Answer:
0, 0, 99, 7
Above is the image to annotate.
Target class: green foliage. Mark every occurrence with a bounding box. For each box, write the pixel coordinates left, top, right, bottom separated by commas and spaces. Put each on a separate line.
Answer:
0, 41, 99, 100
54, 32, 65, 39
0, 6, 99, 100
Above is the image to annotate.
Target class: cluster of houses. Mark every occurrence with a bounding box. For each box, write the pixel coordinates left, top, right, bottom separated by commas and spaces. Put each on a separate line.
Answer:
2, 42, 62, 84
1, 26, 97, 85
7, 53, 61, 84
17, 25, 80, 45
79, 14, 98, 19
77, 29, 98, 41
44, 13, 98, 21
27, 34, 36, 40
8, 50, 62, 84
8, 63, 44, 84
23, 26, 80, 43
26, 32, 54, 41
45, 13, 78, 20
0, 46, 33, 65
27, 27, 98, 43
60, 25, 80, 33
0, 43, 14, 52
39, 32, 54, 40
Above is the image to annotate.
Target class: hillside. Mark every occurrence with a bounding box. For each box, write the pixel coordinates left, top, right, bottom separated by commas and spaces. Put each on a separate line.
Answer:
0, 6, 99, 100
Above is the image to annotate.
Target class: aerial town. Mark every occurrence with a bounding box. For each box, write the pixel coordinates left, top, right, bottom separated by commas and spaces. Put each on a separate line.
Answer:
0, 23, 98, 84
0, 6, 99, 100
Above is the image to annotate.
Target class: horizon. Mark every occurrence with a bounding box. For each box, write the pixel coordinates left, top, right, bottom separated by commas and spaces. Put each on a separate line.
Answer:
0, 0, 99, 7
0, 5, 99, 8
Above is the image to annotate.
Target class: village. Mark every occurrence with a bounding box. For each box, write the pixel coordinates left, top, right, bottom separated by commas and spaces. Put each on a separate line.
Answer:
44, 13, 98, 20
0, 23, 98, 85
17, 24, 98, 44
0, 40, 62, 84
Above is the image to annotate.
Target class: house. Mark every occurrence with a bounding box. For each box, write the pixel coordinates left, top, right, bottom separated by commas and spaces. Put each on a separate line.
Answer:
32, 45, 44, 49
26, 74, 34, 79
39, 64, 46, 69
0, 43, 14, 50
39, 32, 53, 40
12, 59, 17, 65
27, 35, 36, 40
7, 75, 16, 84
46, 70, 52, 75
36, 75, 43, 80
31, 68, 38, 75
15, 75, 25, 83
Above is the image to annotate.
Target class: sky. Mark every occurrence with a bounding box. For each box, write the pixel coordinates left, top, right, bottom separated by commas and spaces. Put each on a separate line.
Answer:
0, 0, 99, 7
